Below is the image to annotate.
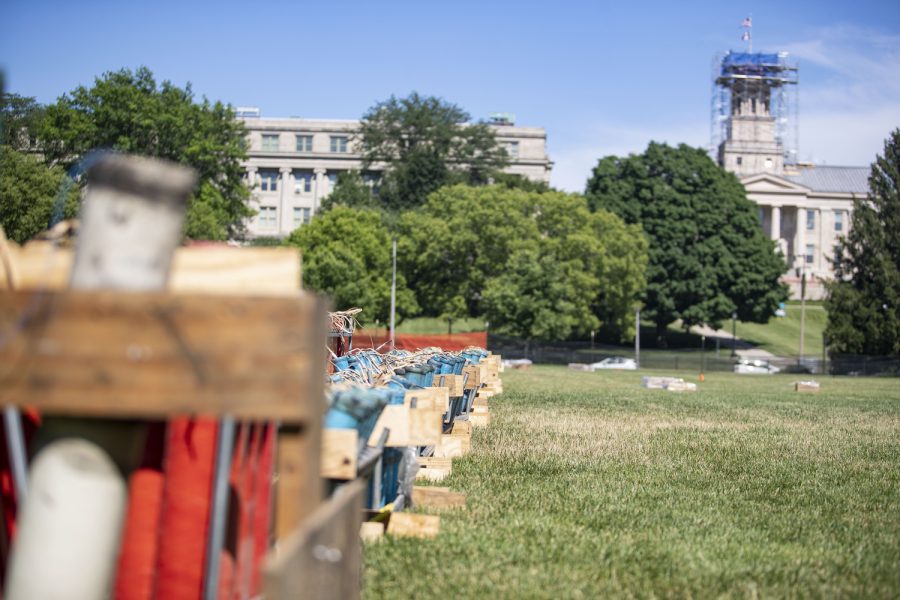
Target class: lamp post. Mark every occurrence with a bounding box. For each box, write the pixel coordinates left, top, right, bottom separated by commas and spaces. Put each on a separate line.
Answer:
389, 237, 396, 349
731, 311, 738, 358
634, 304, 641, 369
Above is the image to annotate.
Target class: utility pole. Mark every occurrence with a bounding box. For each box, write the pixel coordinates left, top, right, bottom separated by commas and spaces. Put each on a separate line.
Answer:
389, 237, 396, 350
635, 305, 641, 368
731, 311, 738, 358
799, 269, 807, 366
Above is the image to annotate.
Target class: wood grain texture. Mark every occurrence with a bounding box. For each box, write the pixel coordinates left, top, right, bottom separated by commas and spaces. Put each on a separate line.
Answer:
386, 513, 440, 539
0, 290, 327, 421
320, 429, 358, 480
264, 479, 364, 600
411, 486, 466, 510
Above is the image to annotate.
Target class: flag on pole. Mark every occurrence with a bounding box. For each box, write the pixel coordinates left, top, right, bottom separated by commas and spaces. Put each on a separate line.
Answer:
741, 31, 751, 41
742, 17, 752, 27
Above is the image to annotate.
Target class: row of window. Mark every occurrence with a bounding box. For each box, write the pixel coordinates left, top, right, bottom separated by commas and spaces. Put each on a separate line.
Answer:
257, 206, 312, 229
260, 133, 349, 153
806, 209, 845, 232
255, 169, 378, 195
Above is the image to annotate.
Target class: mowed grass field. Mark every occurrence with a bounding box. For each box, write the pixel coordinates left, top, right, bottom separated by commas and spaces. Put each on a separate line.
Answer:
364, 366, 900, 599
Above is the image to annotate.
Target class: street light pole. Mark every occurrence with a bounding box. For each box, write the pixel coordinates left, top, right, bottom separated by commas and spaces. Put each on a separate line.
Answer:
731, 311, 737, 358
635, 306, 641, 369
389, 237, 396, 350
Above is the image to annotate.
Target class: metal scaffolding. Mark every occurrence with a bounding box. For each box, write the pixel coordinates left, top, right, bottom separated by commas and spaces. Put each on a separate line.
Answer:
710, 51, 799, 165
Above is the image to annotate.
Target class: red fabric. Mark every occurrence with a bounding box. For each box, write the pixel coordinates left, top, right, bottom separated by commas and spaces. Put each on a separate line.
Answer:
155, 417, 218, 599
114, 422, 167, 600
251, 424, 275, 596
354, 330, 487, 352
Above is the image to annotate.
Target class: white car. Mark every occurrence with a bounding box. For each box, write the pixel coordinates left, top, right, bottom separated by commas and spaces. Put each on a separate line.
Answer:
733, 359, 780, 374
590, 357, 638, 371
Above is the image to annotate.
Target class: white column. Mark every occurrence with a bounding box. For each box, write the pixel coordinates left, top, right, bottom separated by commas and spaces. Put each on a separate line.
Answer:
279, 167, 291, 235
313, 168, 327, 216
771, 205, 781, 251
795, 207, 806, 271
816, 208, 823, 274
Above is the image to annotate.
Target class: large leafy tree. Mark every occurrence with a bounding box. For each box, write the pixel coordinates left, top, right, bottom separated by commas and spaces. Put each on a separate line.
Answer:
0, 146, 79, 243
36, 67, 251, 240
284, 206, 418, 323
398, 185, 647, 340
586, 142, 788, 346
825, 129, 900, 356
358, 93, 509, 212
1, 93, 45, 152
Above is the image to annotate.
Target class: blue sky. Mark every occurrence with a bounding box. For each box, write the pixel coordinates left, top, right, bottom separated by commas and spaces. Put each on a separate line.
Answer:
3, 0, 899, 191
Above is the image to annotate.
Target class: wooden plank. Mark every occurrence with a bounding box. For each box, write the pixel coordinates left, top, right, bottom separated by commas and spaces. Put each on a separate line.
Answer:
470, 413, 491, 427
0, 290, 327, 421
434, 436, 463, 458
462, 365, 482, 389
412, 486, 467, 510
367, 405, 442, 447
473, 396, 489, 409
264, 479, 364, 600
321, 429, 358, 480
433, 374, 464, 397
404, 387, 449, 412
8, 243, 303, 294
359, 521, 384, 543
416, 468, 450, 482
386, 513, 440, 539
443, 432, 471, 454
274, 424, 323, 541
451, 420, 472, 436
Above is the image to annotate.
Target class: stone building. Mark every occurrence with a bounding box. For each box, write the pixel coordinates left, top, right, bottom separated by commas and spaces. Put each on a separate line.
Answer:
714, 52, 869, 299
238, 110, 552, 238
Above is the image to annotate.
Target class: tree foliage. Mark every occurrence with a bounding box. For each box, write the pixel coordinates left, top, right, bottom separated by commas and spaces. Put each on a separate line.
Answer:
0, 93, 45, 152
0, 146, 79, 243
358, 93, 508, 211
825, 129, 900, 356
397, 185, 647, 340
318, 169, 378, 212
586, 142, 788, 345
284, 207, 418, 323
35, 67, 251, 240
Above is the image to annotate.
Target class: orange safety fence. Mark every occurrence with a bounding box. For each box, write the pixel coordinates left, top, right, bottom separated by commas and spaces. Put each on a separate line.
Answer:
353, 330, 487, 352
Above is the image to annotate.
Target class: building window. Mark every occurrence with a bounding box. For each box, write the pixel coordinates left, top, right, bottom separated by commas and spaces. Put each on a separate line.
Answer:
293, 207, 311, 227
806, 209, 815, 230
258, 206, 277, 228
764, 157, 773, 169
330, 136, 349, 153
327, 172, 339, 190
259, 169, 279, 192
296, 135, 313, 152
261, 134, 279, 152
757, 207, 764, 225
736, 156, 743, 166
834, 210, 843, 232
293, 170, 314, 194
504, 141, 519, 159
805, 243, 814, 265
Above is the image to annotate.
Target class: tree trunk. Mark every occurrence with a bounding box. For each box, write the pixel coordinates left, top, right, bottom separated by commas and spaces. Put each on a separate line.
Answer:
655, 320, 669, 349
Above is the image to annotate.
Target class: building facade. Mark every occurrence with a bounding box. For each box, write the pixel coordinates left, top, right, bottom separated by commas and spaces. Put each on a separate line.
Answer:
239, 114, 553, 238
714, 51, 869, 300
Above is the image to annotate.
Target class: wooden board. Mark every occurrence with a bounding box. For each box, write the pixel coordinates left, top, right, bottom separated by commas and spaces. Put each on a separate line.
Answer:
404, 387, 449, 412
462, 364, 483, 389
451, 420, 472, 436
386, 513, 440, 539
433, 374, 464, 397
8, 242, 303, 294
434, 436, 463, 458
0, 290, 327, 421
367, 405, 442, 447
321, 429, 358, 480
359, 521, 384, 543
275, 424, 324, 542
416, 456, 452, 482
470, 413, 491, 427
412, 486, 467, 510
443, 432, 471, 454
264, 479, 364, 600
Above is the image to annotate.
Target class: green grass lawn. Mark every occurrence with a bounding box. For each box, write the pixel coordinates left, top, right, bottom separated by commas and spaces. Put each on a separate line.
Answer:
735, 303, 827, 357
394, 316, 487, 334
364, 366, 900, 598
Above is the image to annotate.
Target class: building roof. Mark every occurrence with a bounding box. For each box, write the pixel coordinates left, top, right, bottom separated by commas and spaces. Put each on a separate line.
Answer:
783, 166, 870, 194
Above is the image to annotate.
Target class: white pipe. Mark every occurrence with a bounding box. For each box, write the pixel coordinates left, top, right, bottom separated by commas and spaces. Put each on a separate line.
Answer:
5, 439, 126, 600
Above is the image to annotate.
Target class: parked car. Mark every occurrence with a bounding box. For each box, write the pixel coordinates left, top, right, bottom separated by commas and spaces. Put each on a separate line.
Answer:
590, 356, 638, 371
733, 358, 780, 374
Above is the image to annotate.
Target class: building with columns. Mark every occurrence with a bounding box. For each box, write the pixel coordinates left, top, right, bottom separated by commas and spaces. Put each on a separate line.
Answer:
714, 51, 869, 299
238, 111, 553, 238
